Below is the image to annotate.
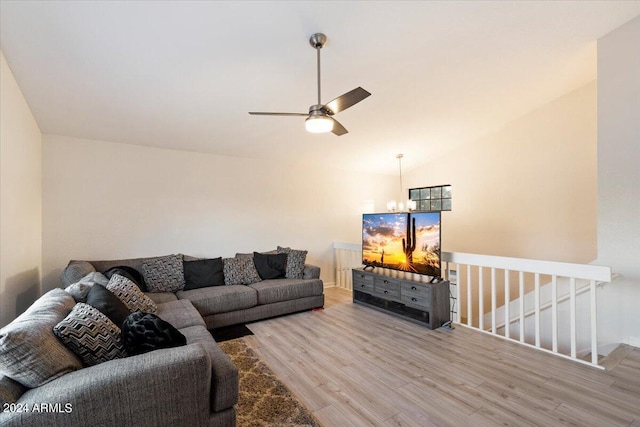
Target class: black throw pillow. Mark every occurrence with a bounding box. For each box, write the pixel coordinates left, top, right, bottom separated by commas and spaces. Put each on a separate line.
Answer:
85, 284, 131, 327
253, 252, 287, 280
183, 258, 225, 290
103, 266, 147, 292
121, 312, 187, 356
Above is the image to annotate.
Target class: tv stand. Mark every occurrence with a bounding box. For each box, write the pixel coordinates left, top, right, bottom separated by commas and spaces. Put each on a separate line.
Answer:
352, 269, 450, 329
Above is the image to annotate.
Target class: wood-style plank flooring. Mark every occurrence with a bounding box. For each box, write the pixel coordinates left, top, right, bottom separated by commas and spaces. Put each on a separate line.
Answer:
244, 287, 640, 426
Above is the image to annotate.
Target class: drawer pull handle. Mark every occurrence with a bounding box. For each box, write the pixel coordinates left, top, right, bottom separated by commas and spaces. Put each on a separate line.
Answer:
361, 284, 365, 288
384, 290, 388, 294
411, 297, 417, 302
359, 275, 365, 278
411, 286, 417, 291
384, 280, 389, 284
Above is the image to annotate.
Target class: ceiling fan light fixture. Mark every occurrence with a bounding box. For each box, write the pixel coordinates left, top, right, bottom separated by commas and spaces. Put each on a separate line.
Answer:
305, 115, 333, 133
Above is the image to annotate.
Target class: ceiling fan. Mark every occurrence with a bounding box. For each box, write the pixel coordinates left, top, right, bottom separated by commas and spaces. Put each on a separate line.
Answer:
249, 33, 371, 136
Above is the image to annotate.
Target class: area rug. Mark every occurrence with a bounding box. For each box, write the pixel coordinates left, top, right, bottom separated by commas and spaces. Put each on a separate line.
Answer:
218, 338, 320, 427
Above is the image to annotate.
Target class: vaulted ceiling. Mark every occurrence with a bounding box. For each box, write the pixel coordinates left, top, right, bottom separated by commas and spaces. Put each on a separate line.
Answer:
2, 1, 639, 174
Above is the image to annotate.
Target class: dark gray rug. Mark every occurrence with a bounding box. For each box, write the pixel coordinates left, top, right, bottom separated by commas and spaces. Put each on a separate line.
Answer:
218, 338, 320, 427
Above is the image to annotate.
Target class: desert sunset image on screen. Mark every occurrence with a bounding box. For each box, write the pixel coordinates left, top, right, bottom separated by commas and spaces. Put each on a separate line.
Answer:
362, 212, 441, 276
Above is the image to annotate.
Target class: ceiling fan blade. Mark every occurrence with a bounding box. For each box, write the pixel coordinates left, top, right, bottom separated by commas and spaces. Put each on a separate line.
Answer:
324, 87, 371, 114
248, 112, 308, 116
330, 117, 348, 136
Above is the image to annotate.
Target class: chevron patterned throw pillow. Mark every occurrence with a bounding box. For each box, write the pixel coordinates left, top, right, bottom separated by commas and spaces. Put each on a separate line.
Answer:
54, 303, 127, 366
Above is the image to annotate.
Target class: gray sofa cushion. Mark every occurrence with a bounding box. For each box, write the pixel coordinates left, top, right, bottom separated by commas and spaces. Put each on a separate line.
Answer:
176, 285, 257, 316
64, 272, 109, 303
146, 292, 178, 304
61, 261, 96, 286
249, 278, 324, 305
156, 300, 206, 329
0, 289, 82, 387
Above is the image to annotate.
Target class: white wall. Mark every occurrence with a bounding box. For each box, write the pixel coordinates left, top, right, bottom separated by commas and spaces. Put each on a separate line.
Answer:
596, 15, 640, 347
0, 51, 42, 327
41, 134, 396, 291
404, 82, 597, 316
405, 82, 597, 263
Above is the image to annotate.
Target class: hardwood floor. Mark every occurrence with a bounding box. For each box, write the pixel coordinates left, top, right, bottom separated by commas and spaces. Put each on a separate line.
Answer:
244, 287, 640, 426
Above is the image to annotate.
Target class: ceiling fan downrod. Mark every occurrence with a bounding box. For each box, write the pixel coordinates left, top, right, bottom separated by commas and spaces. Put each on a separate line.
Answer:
309, 33, 327, 108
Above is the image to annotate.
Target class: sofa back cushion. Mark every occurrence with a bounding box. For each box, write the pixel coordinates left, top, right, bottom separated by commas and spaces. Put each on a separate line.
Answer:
0, 289, 82, 388
61, 261, 96, 286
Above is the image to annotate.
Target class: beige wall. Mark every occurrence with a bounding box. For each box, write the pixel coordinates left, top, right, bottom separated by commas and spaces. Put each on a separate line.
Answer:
404, 81, 597, 317
405, 81, 597, 263
41, 134, 396, 290
0, 51, 43, 327
596, 15, 640, 347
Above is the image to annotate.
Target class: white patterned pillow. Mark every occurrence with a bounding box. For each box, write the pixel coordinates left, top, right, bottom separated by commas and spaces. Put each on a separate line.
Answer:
277, 246, 308, 279
106, 274, 157, 314
141, 255, 185, 293
53, 303, 127, 366
223, 258, 244, 285
233, 253, 262, 284
223, 257, 262, 285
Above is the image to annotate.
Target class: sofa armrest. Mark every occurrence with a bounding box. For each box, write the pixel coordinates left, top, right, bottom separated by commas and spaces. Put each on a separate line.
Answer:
0, 375, 26, 405
1, 344, 222, 427
303, 264, 321, 280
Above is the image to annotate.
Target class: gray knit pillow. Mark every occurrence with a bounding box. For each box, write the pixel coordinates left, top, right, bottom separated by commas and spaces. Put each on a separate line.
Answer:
141, 255, 185, 293
0, 289, 82, 388
54, 303, 127, 366
60, 261, 96, 286
106, 274, 157, 314
277, 246, 308, 279
64, 271, 110, 303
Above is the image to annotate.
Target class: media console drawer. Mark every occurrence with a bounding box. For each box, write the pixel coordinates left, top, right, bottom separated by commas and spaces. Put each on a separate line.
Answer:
373, 276, 400, 300
353, 272, 374, 294
352, 269, 449, 329
401, 282, 432, 298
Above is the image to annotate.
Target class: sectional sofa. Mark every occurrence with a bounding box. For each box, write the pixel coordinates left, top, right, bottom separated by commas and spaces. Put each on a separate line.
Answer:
0, 251, 324, 427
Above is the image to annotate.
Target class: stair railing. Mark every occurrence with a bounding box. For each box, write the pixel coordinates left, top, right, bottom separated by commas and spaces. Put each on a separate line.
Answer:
442, 251, 611, 368
332, 243, 612, 368
333, 242, 362, 290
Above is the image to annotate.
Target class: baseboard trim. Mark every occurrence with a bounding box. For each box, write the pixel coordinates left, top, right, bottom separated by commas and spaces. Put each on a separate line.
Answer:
323, 281, 336, 289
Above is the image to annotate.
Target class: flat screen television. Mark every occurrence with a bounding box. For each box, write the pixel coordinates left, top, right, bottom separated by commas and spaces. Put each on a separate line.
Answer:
362, 211, 441, 277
